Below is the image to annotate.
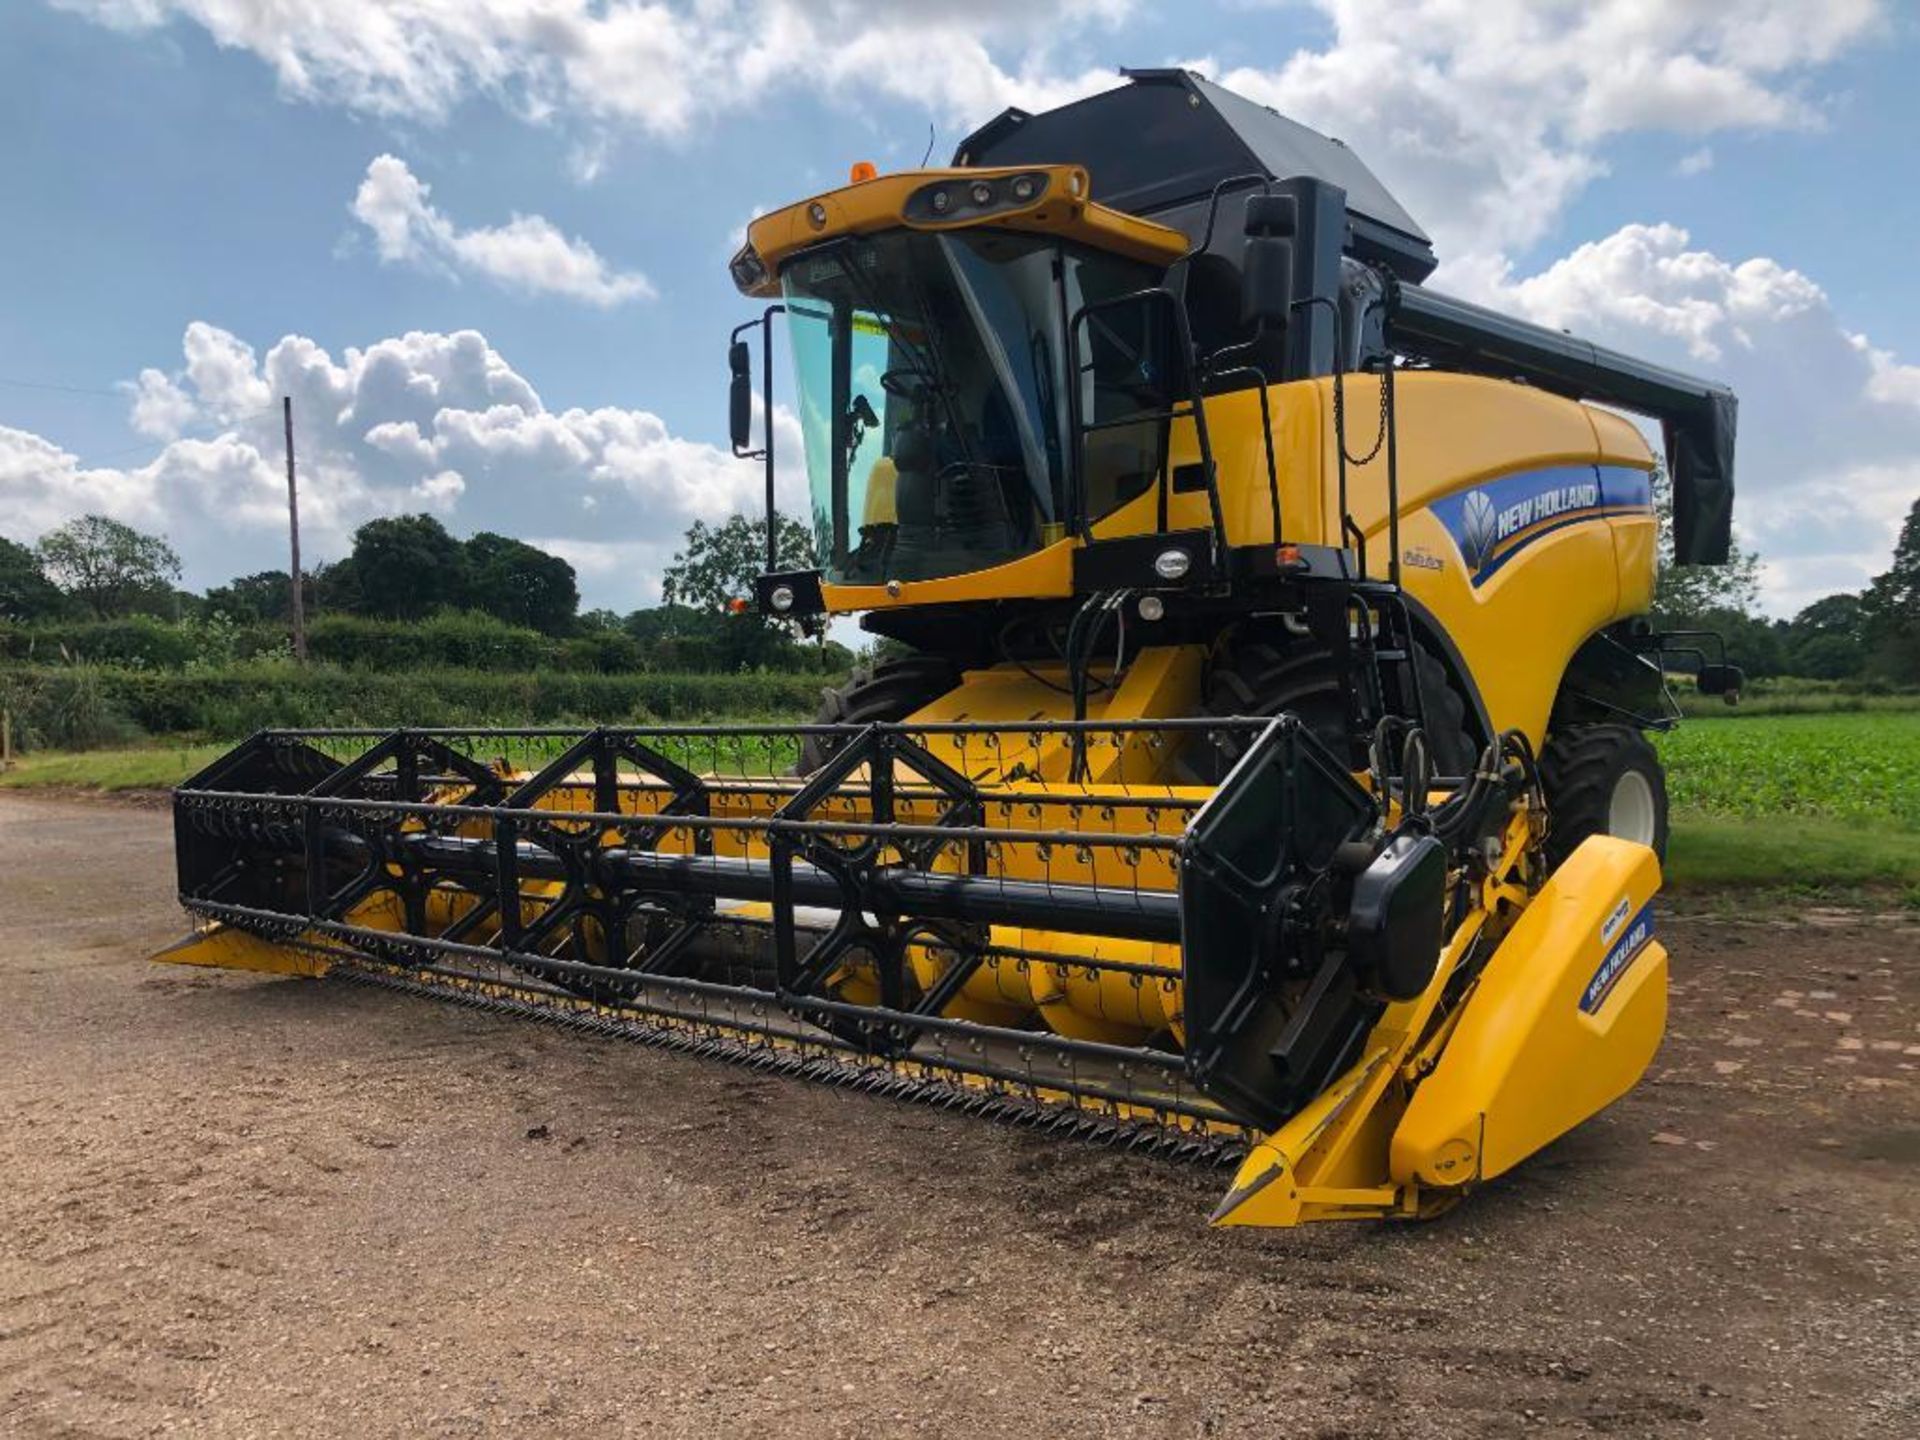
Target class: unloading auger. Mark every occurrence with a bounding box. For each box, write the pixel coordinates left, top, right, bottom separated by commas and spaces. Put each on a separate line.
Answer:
159, 70, 1741, 1227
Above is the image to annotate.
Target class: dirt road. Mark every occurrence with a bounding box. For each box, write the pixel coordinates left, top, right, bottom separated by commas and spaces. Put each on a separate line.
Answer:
1, 790, 1914, 1438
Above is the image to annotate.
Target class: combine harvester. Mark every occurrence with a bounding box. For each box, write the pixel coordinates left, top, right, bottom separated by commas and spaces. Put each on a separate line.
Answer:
161, 71, 1742, 1227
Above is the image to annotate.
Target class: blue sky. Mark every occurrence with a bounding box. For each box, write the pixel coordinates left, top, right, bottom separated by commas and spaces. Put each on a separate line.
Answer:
3, 1, 1917, 614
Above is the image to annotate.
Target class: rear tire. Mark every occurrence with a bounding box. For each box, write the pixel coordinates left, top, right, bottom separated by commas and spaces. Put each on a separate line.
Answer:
796, 654, 962, 773
1538, 723, 1669, 869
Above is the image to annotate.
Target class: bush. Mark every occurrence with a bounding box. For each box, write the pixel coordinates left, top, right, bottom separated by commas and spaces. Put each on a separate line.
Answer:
0, 667, 146, 751
0, 615, 197, 668
305, 611, 550, 672
1, 610, 854, 677
0, 615, 299, 669
555, 631, 645, 674
0, 663, 837, 744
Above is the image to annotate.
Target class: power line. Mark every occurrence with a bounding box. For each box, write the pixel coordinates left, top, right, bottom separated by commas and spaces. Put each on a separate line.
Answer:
0, 375, 128, 400
60, 402, 285, 469
70, 438, 174, 467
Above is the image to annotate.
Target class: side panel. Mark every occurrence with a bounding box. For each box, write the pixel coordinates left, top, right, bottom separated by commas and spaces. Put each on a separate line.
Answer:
1390, 836, 1667, 1188
1328, 373, 1656, 745
1591, 404, 1661, 616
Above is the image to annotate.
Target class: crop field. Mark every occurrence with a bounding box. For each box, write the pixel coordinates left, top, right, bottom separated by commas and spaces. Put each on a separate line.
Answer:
1656, 711, 1920, 830
1655, 710, 1920, 892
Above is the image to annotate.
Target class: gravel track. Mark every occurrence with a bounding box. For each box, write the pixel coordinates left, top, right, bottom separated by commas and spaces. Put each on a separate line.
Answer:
1, 790, 1914, 1438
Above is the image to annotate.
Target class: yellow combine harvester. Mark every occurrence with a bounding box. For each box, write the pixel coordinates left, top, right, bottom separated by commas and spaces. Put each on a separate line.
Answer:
161, 71, 1743, 1227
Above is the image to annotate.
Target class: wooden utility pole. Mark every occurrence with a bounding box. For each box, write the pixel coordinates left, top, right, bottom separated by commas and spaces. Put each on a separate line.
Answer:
283, 395, 308, 662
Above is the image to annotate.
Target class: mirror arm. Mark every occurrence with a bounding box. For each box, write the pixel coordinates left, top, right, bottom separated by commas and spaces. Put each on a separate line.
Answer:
730, 305, 787, 573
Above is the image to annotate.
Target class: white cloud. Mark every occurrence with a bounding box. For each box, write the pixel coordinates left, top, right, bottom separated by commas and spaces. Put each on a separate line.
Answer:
0, 322, 805, 610
0, 424, 160, 537
182, 320, 272, 420
1859, 337, 1920, 410
122, 368, 196, 440
1482, 223, 1918, 614
1498, 221, 1825, 363
1191, 0, 1885, 272
412, 468, 467, 509
1675, 146, 1715, 176
351, 155, 654, 305
59, 0, 1134, 136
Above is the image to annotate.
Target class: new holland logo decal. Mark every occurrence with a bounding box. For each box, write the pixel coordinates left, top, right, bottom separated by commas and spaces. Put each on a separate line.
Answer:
1581, 901, 1656, 1015
1430, 465, 1652, 587
1459, 489, 1498, 571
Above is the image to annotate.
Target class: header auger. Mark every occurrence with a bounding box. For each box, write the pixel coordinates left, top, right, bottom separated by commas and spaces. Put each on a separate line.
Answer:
160, 69, 1739, 1227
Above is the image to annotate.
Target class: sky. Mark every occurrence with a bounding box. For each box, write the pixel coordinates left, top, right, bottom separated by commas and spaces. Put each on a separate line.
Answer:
2, 0, 1917, 617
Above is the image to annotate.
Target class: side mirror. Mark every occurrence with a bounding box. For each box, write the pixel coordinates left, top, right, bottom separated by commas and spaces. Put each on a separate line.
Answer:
1697, 663, 1744, 704
1241, 192, 1297, 330
728, 340, 753, 454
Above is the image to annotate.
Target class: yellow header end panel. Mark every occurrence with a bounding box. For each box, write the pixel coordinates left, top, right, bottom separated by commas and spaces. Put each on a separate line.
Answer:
1390, 836, 1667, 1189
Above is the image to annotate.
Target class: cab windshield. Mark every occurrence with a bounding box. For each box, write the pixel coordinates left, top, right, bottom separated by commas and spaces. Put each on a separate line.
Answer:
781, 229, 1162, 585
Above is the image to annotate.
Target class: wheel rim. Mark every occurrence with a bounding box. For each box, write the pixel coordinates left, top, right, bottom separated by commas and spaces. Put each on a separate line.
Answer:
1607, 768, 1658, 846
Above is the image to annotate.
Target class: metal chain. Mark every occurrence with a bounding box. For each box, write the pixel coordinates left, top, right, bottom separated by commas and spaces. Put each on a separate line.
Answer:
1333, 363, 1391, 468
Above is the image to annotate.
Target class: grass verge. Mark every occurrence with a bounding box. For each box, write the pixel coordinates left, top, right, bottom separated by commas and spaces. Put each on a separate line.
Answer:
1665, 814, 1920, 900
0, 744, 227, 791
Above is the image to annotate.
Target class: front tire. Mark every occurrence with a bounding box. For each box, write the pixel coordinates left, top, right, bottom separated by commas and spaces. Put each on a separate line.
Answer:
1182, 636, 1475, 783
1538, 723, 1670, 869
796, 654, 961, 774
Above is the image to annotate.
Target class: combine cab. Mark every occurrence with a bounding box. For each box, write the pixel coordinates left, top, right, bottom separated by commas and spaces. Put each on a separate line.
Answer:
161, 70, 1738, 1227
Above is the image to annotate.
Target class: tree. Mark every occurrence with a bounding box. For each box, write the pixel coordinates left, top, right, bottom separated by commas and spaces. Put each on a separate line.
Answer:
308, 557, 364, 616
464, 532, 579, 634
659, 514, 820, 670
1649, 468, 1760, 626
1861, 497, 1920, 682
660, 514, 814, 613
205, 570, 294, 623
1780, 592, 1866, 681
0, 536, 64, 622
35, 515, 182, 619
348, 514, 467, 620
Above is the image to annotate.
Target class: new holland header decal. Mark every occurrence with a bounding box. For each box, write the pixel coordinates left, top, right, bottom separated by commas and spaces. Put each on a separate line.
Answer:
1430, 465, 1652, 587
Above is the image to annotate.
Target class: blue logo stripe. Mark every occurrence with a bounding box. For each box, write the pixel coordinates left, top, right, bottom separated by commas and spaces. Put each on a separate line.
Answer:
1580, 902, 1656, 1014
1431, 464, 1653, 588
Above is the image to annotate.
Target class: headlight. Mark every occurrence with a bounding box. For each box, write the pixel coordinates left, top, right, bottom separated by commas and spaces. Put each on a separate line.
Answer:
728, 244, 767, 292
905, 171, 1050, 224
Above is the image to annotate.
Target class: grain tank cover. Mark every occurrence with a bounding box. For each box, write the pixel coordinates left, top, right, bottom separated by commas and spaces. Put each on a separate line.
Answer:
955, 67, 1437, 283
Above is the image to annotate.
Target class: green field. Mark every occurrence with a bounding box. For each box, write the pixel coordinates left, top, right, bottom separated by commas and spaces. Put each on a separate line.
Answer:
1654, 711, 1920, 829
1652, 710, 1920, 894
